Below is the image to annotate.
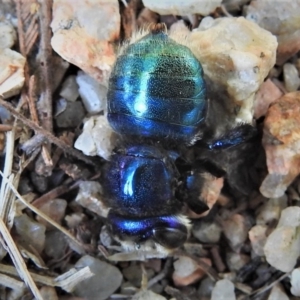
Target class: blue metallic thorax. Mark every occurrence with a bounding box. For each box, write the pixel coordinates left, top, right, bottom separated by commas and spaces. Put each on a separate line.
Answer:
107, 31, 207, 143
103, 145, 177, 217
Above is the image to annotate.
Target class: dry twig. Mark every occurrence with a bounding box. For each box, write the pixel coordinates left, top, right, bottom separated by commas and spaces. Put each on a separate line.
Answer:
0, 97, 97, 167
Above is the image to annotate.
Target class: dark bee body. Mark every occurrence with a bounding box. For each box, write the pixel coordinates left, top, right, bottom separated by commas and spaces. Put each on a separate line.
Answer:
103, 24, 257, 254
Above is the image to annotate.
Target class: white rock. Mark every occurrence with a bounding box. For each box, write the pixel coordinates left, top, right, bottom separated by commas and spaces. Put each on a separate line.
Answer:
283, 63, 300, 92
211, 279, 236, 300
245, 0, 300, 64
183, 17, 277, 123
291, 268, 300, 297
74, 255, 123, 300
192, 221, 222, 244
76, 71, 107, 114
75, 181, 109, 218
0, 19, 16, 49
14, 215, 46, 254
74, 115, 116, 160
59, 75, 79, 102
248, 225, 267, 256
277, 206, 300, 227
268, 283, 289, 300
0, 48, 25, 99
264, 206, 300, 272
264, 226, 300, 272
132, 290, 167, 300
256, 195, 287, 226
51, 0, 120, 84
173, 256, 199, 278
142, 0, 222, 16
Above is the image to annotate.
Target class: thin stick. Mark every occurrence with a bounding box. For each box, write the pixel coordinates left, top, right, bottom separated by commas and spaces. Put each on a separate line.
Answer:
38, 0, 53, 135
0, 218, 43, 300
0, 98, 97, 167
0, 171, 85, 250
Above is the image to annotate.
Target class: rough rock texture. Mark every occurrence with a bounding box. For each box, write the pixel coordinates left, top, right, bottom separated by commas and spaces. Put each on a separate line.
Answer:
245, 0, 300, 65
253, 79, 283, 119
74, 255, 123, 300
183, 17, 277, 123
172, 256, 211, 286
76, 71, 107, 114
51, 0, 120, 84
291, 268, 300, 297
264, 207, 300, 272
142, 0, 222, 16
75, 181, 109, 218
74, 115, 117, 160
260, 92, 300, 198
211, 279, 236, 300
0, 19, 25, 99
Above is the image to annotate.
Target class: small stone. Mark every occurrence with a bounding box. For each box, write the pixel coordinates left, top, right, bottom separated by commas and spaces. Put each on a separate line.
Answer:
245, 0, 300, 65
55, 101, 85, 128
36, 199, 67, 229
30, 172, 48, 194
76, 71, 107, 114
44, 230, 68, 259
54, 97, 67, 117
222, 214, 251, 250
248, 225, 268, 256
142, 0, 222, 16
59, 75, 79, 102
51, 0, 120, 84
39, 286, 58, 300
74, 255, 123, 300
0, 48, 25, 99
268, 283, 289, 300
192, 221, 222, 244
256, 195, 287, 225
197, 276, 214, 298
132, 290, 167, 300
211, 279, 236, 300
277, 206, 300, 227
184, 16, 277, 123
254, 79, 283, 119
260, 92, 300, 198
74, 115, 117, 160
14, 215, 46, 254
0, 19, 16, 49
291, 268, 300, 297
75, 181, 109, 218
226, 252, 250, 272
283, 63, 300, 92
264, 207, 300, 272
172, 256, 211, 286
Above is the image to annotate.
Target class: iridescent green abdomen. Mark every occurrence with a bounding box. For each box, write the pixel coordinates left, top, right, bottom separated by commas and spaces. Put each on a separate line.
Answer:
107, 28, 207, 143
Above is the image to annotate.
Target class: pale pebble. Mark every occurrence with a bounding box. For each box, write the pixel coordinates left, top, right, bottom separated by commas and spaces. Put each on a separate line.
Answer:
211, 279, 236, 300
142, 0, 222, 16
76, 71, 107, 114
74, 115, 117, 160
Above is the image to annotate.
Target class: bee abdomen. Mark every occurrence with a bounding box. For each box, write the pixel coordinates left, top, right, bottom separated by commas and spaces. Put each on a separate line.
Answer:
107, 28, 207, 143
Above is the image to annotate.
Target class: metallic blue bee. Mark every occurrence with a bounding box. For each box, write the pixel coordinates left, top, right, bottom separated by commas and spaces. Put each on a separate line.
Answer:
102, 24, 257, 257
